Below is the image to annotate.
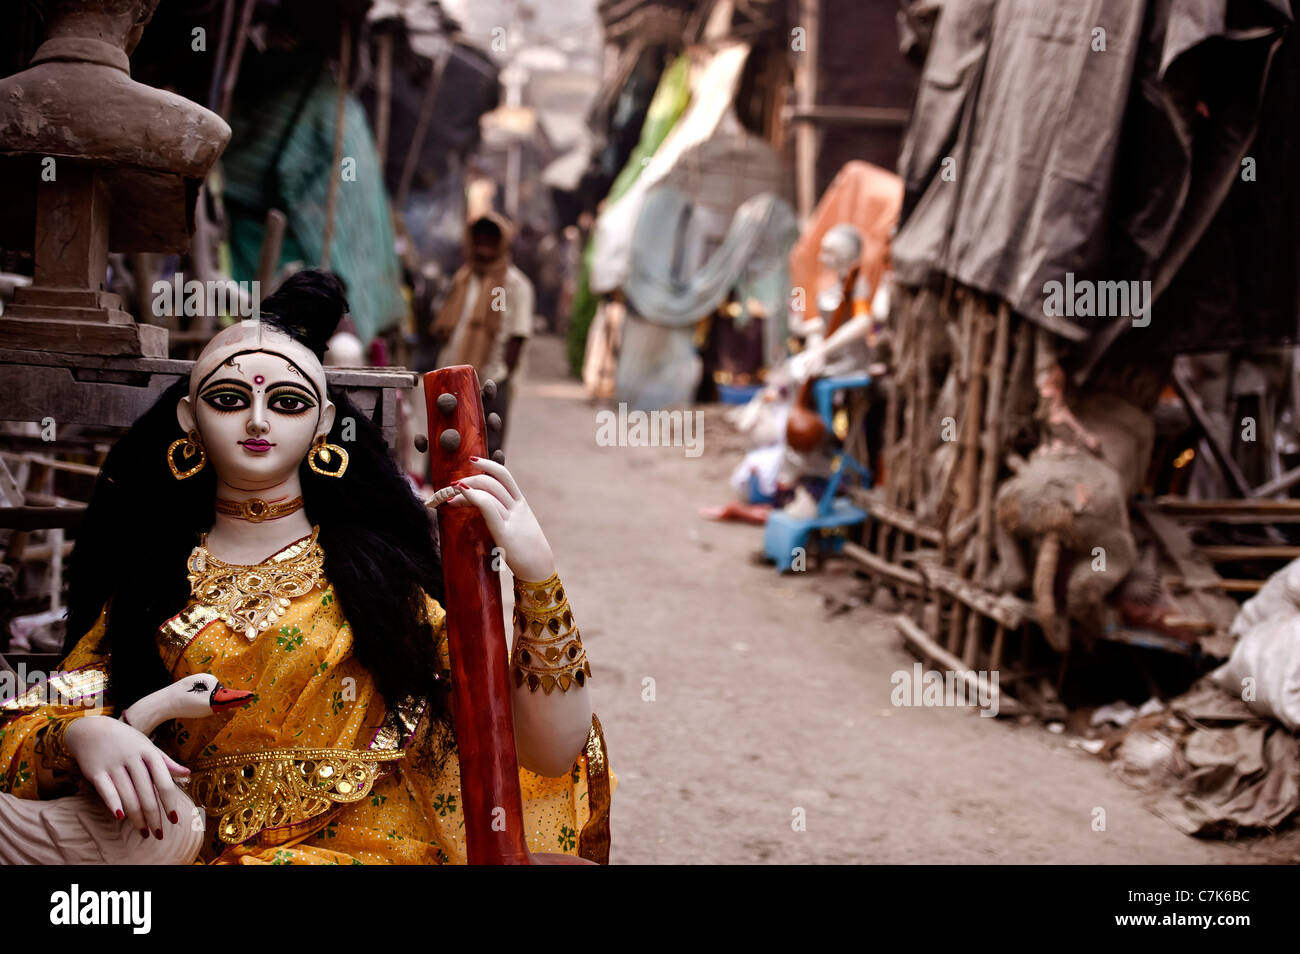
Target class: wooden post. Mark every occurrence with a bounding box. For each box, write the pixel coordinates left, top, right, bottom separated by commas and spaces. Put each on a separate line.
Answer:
916, 301, 933, 521
374, 32, 394, 170
962, 301, 1010, 665
947, 297, 992, 653
217, 0, 258, 119
396, 48, 450, 207
877, 289, 911, 560
989, 623, 1007, 674
256, 209, 288, 292
320, 23, 352, 271
794, 0, 820, 222
894, 300, 919, 564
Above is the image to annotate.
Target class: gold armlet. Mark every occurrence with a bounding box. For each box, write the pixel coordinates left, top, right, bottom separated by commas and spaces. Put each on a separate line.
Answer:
512, 572, 590, 695
36, 717, 79, 774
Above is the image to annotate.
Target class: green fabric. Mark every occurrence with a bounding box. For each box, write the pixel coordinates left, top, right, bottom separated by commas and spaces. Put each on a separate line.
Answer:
567, 53, 693, 376
566, 241, 598, 376
606, 54, 692, 203
222, 72, 405, 343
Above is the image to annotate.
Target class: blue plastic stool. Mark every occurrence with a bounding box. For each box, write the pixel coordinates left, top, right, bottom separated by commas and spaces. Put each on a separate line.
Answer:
763, 374, 873, 572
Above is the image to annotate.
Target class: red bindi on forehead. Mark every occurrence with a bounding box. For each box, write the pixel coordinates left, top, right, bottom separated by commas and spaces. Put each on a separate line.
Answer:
253, 374, 265, 385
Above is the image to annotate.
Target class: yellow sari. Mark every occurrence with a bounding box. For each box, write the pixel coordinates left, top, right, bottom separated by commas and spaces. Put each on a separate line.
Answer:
0, 531, 611, 865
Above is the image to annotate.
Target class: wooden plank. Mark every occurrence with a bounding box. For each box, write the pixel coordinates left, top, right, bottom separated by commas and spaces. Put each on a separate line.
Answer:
1136, 502, 1240, 630
1199, 545, 1300, 561
783, 104, 911, 126
0, 453, 99, 478
8, 540, 75, 562
0, 505, 85, 531
848, 488, 943, 545
1250, 464, 1300, 499
842, 541, 925, 590
1165, 576, 1262, 593
1155, 497, 1300, 517
921, 563, 1032, 630
892, 614, 1022, 715
1137, 503, 1223, 589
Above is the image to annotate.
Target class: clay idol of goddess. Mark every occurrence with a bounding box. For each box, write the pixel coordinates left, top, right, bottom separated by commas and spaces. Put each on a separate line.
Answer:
0, 270, 609, 865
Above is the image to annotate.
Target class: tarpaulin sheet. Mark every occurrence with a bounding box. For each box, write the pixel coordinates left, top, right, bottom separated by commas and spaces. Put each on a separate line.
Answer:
892, 0, 1293, 352
788, 161, 903, 317
617, 188, 797, 409
224, 75, 406, 342
590, 42, 758, 295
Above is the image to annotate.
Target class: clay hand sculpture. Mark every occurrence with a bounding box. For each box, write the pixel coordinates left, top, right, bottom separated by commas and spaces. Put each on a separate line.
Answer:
0, 675, 253, 865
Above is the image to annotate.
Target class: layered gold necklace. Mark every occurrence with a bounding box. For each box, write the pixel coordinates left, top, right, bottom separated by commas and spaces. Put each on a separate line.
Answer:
187, 527, 325, 640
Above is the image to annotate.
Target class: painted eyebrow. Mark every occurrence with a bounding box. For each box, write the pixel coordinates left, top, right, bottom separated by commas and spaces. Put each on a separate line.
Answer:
198, 378, 253, 395
194, 349, 322, 401
264, 381, 316, 397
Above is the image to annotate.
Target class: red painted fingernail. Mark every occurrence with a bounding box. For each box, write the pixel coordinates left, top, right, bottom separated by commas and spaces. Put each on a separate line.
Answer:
140, 828, 149, 838
116, 810, 125, 820
155, 829, 163, 840
169, 811, 179, 824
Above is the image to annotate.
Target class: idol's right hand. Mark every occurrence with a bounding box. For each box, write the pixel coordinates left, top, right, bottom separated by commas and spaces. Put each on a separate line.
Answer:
63, 715, 190, 841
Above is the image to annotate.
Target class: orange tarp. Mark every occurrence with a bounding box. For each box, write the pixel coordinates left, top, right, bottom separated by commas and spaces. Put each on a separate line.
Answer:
789, 161, 903, 307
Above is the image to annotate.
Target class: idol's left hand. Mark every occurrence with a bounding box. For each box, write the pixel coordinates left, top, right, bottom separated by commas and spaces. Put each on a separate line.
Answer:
446, 456, 557, 582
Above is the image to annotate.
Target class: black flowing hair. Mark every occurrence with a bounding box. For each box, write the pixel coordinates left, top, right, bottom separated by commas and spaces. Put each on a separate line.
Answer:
64, 270, 453, 762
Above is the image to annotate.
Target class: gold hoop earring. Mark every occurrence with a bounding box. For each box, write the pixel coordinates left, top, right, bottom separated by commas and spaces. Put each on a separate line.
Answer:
167, 430, 207, 480
307, 434, 349, 478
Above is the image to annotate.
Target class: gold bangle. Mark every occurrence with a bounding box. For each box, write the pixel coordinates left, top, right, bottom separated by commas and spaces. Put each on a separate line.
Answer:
511, 572, 589, 695
36, 717, 79, 774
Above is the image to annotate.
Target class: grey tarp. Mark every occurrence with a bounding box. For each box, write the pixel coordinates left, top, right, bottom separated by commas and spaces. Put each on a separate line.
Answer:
892, 0, 1293, 353
616, 188, 798, 409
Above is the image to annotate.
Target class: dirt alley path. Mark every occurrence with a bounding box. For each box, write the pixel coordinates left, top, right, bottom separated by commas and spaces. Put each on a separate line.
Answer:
504, 336, 1274, 864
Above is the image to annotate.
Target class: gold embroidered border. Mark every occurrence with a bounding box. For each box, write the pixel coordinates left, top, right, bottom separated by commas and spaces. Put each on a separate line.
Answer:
157, 603, 222, 668
368, 693, 427, 753
189, 746, 405, 845
577, 713, 611, 865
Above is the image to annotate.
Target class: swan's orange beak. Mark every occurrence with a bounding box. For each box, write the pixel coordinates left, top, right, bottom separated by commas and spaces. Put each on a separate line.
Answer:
209, 686, 255, 713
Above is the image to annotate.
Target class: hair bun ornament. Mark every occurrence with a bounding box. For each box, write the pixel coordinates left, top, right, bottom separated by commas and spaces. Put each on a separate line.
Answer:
259, 268, 350, 359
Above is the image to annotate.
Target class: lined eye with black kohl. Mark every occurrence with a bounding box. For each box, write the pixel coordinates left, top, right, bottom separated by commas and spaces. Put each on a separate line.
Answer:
268, 391, 315, 414
202, 388, 250, 411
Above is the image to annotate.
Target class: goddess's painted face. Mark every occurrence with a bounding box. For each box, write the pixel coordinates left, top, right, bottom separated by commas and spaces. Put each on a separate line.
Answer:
180, 348, 334, 490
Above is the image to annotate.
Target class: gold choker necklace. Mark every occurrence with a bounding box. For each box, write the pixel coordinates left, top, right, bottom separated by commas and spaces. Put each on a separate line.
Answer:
215, 496, 304, 523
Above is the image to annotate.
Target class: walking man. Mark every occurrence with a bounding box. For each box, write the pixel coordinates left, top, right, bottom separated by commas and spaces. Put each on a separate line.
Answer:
431, 212, 534, 456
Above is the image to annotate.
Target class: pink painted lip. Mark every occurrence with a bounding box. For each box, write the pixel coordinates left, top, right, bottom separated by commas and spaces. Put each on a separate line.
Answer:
238, 439, 274, 453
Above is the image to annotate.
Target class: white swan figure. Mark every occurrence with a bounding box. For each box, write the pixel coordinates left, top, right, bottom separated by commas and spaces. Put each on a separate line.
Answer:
0, 674, 252, 865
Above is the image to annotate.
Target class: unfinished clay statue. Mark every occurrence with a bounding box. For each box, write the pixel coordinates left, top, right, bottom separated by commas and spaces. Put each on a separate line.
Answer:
989, 392, 1152, 650
0, 0, 230, 356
